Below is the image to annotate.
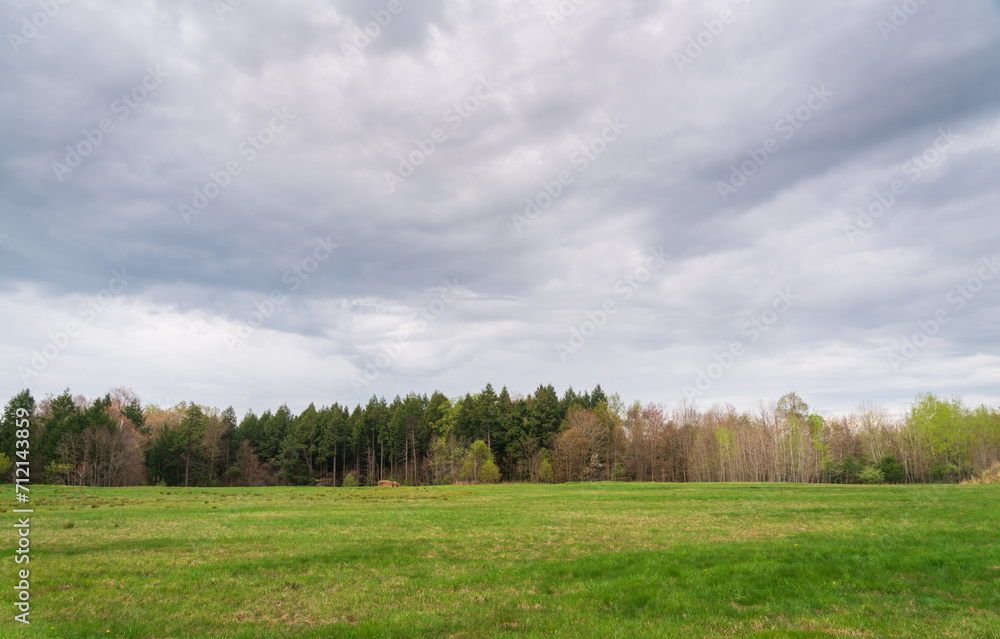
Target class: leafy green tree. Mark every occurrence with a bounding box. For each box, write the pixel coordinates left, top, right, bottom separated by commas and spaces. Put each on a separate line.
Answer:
427, 436, 451, 484
425, 392, 455, 439
808, 414, 832, 479
341, 472, 358, 488
776, 392, 809, 424
538, 458, 554, 483
468, 440, 492, 481
908, 393, 971, 474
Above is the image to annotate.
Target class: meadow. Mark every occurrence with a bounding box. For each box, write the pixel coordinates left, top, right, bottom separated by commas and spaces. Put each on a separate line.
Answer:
3, 483, 998, 638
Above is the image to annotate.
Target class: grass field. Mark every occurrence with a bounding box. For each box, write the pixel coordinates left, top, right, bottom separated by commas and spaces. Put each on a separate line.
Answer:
2, 483, 998, 638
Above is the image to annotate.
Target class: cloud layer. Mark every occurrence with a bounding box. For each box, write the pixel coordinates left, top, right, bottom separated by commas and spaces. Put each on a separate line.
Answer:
2, 0, 999, 416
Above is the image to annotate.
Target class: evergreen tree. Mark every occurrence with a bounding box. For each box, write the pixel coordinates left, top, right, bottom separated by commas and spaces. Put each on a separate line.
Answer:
177, 403, 208, 487
1, 389, 35, 462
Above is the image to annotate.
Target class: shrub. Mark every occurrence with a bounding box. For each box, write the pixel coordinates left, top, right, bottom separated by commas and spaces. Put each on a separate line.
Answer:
859, 466, 884, 484
538, 459, 554, 483
877, 456, 906, 483
63, 521, 74, 529
341, 473, 358, 488
929, 461, 962, 483
479, 460, 500, 484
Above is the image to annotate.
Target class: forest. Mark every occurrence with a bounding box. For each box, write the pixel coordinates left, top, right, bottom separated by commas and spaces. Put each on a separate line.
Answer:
2, 384, 998, 487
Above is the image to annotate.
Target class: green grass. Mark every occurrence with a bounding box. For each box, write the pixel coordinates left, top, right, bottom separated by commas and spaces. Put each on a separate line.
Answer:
3, 483, 999, 638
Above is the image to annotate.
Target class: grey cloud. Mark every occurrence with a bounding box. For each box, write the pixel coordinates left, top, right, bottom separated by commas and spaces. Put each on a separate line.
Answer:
1, 0, 999, 416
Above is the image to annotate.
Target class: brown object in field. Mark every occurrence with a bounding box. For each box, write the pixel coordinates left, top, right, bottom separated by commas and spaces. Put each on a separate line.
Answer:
376, 480, 401, 487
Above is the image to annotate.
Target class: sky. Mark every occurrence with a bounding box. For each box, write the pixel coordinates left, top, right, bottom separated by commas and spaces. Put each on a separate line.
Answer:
1, 0, 999, 418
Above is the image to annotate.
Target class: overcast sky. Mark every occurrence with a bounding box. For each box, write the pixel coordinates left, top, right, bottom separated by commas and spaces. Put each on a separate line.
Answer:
2, 0, 999, 417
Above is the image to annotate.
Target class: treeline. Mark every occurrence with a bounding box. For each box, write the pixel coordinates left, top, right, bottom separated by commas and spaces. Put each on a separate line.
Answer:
2, 385, 999, 487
